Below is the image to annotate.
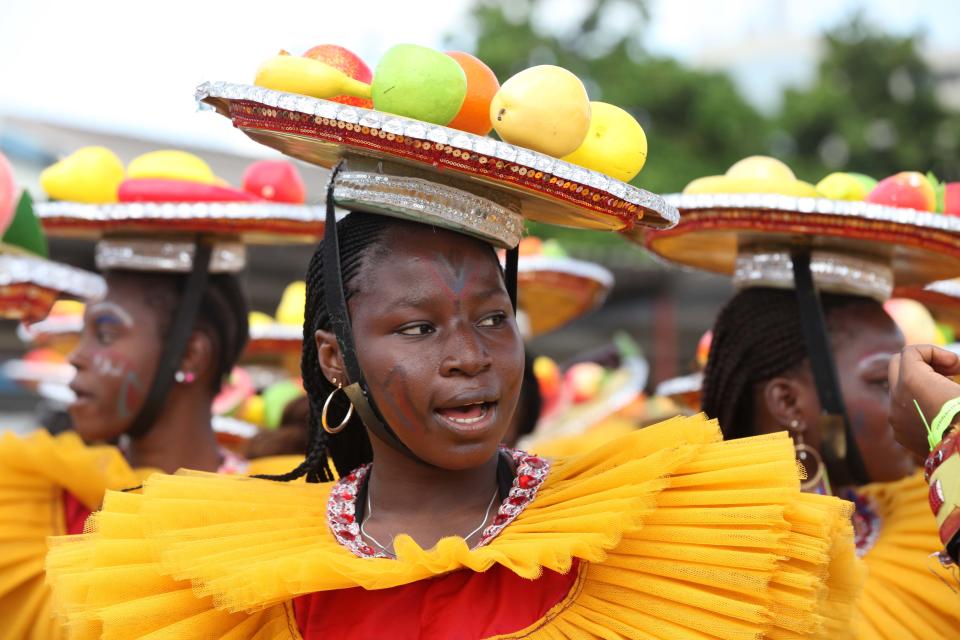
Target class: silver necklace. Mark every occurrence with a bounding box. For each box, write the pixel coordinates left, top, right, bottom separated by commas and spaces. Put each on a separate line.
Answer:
360, 485, 500, 558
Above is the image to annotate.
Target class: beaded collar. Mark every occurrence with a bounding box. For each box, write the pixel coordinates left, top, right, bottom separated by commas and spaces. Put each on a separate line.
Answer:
841, 488, 882, 557
326, 447, 551, 559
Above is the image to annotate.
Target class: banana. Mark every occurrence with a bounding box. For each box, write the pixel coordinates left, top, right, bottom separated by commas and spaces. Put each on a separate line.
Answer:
254, 52, 372, 101
683, 175, 820, 198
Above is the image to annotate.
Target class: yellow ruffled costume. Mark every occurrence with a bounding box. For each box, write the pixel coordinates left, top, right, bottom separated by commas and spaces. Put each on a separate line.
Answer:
0, 429, 302, 640
46, 415, 863, 639
0, 430, 148, 640
854, 472, 960, 639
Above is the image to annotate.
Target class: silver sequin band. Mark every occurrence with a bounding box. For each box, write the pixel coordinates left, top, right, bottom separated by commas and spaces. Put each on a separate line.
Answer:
333, 171, 524, 249
95, 239, 246, 273
734, 249, 894, 302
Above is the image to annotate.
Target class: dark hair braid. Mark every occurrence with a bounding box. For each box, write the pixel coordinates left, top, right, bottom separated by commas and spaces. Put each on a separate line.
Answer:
701, 287, 879, 439
258, 212, 400, 483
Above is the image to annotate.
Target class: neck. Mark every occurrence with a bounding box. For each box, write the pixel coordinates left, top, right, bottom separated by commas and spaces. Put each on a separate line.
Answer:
365, 435, 500, 521
126, 387, 221, 474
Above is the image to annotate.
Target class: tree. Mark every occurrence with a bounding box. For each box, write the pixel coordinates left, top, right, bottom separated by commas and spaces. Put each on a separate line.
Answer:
778, 14, 960, 182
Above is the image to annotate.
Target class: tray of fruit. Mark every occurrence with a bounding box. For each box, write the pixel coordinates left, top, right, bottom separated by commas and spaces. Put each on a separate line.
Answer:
195, 44, 677, 232
642, 156, 960, 286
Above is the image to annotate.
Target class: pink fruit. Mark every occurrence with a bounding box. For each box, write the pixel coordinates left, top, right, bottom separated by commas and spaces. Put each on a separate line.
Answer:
866, 171, 936, 211
0, 152, 16, 234
565, 362, 605, 404
242, 160, 306, 203
302, 44, 373, 108
945, 183, 960, 216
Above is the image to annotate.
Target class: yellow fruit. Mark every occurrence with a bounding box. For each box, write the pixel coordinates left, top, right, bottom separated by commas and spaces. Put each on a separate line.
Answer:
275, 281, 306, 325
726, 155, 796, 181
884, 298, 945, 346
490, 65, 591, 157
682, 175, 819, 197
816, 172, 869, 201
40, 146, 125, 203
128, 150, 216, 184
255, 53, 372, 101
238, 395, 266, 427
562, 102, 647, 182
248, 311, 274, 327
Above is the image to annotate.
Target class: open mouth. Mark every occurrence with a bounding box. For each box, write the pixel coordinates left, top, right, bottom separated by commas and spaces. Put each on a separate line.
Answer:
435, 401, 497, 431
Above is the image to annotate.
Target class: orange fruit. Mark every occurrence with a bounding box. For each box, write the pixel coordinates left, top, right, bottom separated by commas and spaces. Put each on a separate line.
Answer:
445, 52, 499, 135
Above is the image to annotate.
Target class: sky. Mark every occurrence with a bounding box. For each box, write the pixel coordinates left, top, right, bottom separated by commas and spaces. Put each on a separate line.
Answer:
0, 0, 956, 157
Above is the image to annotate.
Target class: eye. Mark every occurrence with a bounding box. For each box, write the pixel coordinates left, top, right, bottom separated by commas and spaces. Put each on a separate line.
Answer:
478, 312, 507, 328
92, 317, 122, 345
397, 323, 435, 336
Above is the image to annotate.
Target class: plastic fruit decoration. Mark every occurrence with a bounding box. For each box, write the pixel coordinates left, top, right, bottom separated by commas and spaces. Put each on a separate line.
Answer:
255, 51, 372, 101
445, 51, 500, 136
566, 362, 606, 404
372, 44, 467, 126
695, 329, 712, 369
562, 102, 647, 182
301, 44, 373, 108
213, 367, 255, 416
118, 179, 261, 203
2, 193, 48, 257
866, 171, 937, 211
242, 160, 306, 203
0, 152, 15, 232
884, 298, 945, 346
275, 281, 306, 325
490, 65, 591, 157
816, 172, 873, 201
683, 156, 819, 197
945, 183, 960, 216
127, 150, 216, 184
40, 146, 125, 203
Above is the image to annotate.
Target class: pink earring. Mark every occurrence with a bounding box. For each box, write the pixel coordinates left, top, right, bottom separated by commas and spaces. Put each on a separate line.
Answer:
174, 371, 196, 384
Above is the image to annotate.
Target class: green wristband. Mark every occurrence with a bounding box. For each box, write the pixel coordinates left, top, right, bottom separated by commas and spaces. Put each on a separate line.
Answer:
929, 396, 960, 450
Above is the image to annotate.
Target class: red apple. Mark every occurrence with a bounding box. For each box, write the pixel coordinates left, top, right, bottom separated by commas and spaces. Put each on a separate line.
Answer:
865, 171, 936, 211
242, 160, 306, 204
302, 44, 373, 108
945, 183, 960, 216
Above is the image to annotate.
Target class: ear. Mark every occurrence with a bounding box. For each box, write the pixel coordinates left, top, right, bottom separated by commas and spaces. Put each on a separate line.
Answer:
315, 329, 346, 385
761, 375, 811, 432
178, 330, 214, 387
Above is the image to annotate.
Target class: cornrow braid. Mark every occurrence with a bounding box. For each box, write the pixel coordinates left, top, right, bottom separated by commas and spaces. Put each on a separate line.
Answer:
258, 212, 401, 483
701, 287, 878, 440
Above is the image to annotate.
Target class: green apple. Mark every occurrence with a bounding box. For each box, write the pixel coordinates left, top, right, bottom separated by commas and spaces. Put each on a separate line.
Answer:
372, 44, 466, 125
816, 172, 870, 201
562, 102, 647, 182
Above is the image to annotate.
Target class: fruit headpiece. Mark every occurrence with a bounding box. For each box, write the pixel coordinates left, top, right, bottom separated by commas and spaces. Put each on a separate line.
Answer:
196, 44, 675, 463
892, 280, 960, 342
513, 238, 613, 338
34, 148, 322, 440
35, 148, 324, 274
0, 153, 105, 322
643, 156, 960, 490
16, 299, 85, 355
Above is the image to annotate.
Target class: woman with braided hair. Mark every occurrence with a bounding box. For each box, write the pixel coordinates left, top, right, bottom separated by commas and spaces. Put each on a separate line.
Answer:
0, 149, 311, 639
643, 164, 960, 637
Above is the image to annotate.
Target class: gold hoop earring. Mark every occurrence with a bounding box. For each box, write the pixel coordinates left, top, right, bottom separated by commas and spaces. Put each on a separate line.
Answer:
322, 383, 355, 435
793, 430, 831, 495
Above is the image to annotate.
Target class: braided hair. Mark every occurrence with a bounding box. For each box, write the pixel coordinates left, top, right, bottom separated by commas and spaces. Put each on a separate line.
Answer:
701, 287, 879, 440
105, 270, 249, 393
259, 212, 403, 483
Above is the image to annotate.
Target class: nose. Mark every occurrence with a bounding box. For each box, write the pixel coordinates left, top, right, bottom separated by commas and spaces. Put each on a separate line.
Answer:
67, 336, 91, 372
440, 326, 492, 377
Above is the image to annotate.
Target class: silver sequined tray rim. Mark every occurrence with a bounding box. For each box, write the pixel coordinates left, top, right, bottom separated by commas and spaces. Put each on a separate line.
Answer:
517, 255, 614, 289
665, 193, 960, 234
248, 323, 303, 342
18, 315, 84, 342
196, 81, 679, 229
654, 371, 703, 398
35, 201, 325, 224
0, 254, 106, 301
